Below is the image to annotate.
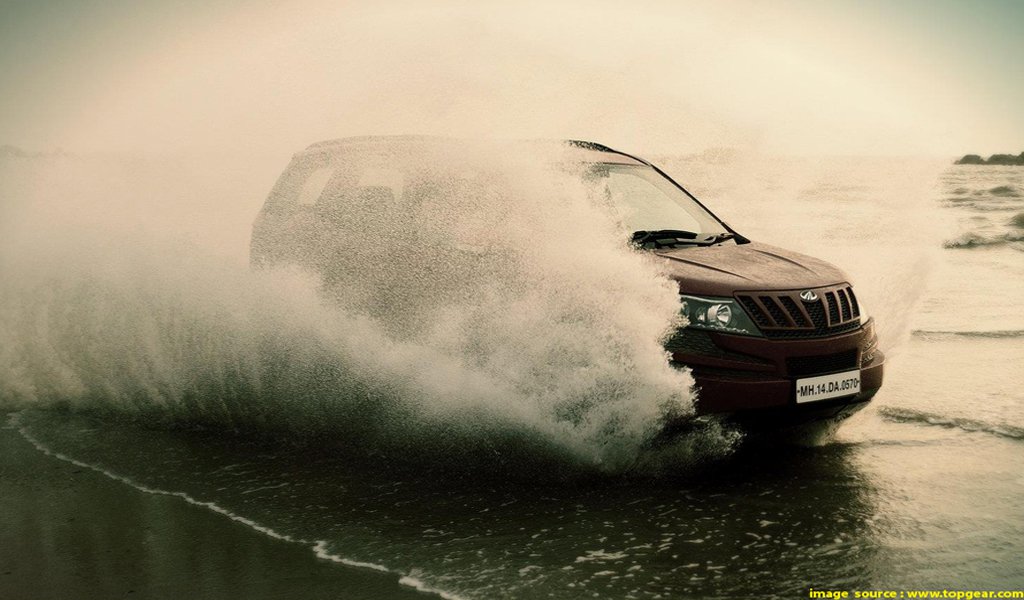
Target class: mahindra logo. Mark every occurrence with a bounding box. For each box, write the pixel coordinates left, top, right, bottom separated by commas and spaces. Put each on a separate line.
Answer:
799, 290, 819, 302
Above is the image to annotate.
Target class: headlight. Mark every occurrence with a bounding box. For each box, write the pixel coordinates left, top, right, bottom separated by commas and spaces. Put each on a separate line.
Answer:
680, 295, 763, 336
857, 299, 871, 324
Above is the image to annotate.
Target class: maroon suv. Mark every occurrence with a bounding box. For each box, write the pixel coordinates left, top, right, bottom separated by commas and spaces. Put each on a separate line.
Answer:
251, 137, 883, 431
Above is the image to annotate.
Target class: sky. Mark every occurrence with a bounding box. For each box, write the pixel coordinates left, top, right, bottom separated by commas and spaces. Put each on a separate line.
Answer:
0, 0, 1021, 157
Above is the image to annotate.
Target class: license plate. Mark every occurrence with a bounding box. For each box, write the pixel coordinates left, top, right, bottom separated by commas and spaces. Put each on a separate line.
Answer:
795, 370, 861, 403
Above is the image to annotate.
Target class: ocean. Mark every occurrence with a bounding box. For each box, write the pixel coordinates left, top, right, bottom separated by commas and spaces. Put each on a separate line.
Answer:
1, 152, 1022, 599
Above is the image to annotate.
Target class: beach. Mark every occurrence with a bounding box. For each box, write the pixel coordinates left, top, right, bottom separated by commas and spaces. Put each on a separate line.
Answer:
0, 415, 422, 600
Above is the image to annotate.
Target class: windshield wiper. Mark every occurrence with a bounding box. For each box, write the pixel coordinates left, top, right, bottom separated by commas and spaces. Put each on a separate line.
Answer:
632, 229, 700, 245
704, 232, 736, 244
632, 230, 734, 248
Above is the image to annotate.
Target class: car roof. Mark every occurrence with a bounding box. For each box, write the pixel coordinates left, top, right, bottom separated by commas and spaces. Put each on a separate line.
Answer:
297, 135, 649, 166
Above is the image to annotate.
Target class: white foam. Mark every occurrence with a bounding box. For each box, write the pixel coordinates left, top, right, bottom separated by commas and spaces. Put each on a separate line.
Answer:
312, 541, 390, 572
575, 549, 629, 563
239, 482, 291, 495
398, 575, 470, 600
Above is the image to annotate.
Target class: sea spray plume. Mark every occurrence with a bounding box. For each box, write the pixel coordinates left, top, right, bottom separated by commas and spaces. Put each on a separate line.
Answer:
0, 144, 731, 474
409, 143, 704, 467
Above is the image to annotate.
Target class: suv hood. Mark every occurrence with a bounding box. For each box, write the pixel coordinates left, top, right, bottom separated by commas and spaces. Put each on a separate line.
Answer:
654, 241, 849, 296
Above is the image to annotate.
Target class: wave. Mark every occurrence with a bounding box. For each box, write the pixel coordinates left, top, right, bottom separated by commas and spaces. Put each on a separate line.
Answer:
941, 199, 1020, 211
879, 407, 1024, 441
1012, 212, 1024, 228
989, 185, 1021, 198
942, 231, 1024, 249
911, 329, 1024, 339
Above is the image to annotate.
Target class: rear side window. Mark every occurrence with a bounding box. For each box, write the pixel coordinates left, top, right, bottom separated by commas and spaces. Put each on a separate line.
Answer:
296, 167, 335, 206
261, 152, 333, 213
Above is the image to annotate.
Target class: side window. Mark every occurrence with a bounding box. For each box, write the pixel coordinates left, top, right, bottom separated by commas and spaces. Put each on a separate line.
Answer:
316, 166, 404, 210
357, 168, 404, 201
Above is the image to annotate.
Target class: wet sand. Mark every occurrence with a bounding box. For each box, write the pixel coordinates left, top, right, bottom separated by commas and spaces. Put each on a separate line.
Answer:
0, 415, 422, 600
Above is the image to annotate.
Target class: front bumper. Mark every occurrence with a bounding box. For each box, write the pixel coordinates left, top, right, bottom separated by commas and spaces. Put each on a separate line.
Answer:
667, 319, 884, 421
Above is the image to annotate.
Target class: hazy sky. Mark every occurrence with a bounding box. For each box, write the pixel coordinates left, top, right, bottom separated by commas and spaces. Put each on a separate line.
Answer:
1, 0, 1021, 157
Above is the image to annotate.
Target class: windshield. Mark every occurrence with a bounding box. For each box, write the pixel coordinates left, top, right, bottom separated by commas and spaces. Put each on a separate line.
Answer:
583, 163, 727, 236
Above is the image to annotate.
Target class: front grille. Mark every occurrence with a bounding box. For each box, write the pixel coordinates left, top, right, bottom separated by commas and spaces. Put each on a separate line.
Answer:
736, 284, 861, 339
786, 349, 859, 377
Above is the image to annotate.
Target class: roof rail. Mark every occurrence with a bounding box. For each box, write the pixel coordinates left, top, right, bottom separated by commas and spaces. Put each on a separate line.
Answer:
563, 140, 616, 153
298, 136, 653, 168
564, 140, 653, 167
304, 134, 450, 151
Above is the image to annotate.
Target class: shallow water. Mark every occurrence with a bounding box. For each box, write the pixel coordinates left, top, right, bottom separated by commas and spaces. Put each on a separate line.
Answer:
3, 155, 1024, 597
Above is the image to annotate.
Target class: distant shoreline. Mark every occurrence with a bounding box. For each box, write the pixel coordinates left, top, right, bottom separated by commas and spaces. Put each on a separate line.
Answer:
955, 152, 1024, 166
